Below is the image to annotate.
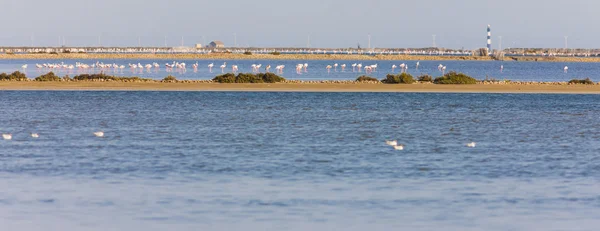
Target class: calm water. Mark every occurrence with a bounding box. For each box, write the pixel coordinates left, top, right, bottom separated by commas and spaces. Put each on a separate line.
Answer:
1, 91, 600, 231
1, 59, 599, 82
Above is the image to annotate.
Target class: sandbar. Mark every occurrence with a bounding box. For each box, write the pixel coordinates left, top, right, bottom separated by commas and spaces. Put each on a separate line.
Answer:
1, 82, 600, 94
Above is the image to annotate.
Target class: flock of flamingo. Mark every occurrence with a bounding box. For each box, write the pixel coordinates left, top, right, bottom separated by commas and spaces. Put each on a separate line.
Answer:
17, 61, 571, 75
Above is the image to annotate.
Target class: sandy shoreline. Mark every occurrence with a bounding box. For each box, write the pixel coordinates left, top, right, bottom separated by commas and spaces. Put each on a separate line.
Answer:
0, 53, 599, 62
1, 82, 600, 94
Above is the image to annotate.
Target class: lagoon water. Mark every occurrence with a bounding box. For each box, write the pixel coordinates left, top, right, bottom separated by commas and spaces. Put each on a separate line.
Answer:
1, 59, 600, 82
1, 91, 600, 230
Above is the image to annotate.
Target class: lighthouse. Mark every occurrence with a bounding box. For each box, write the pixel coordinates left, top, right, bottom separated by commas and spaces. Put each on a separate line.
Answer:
487, 25, 492, 55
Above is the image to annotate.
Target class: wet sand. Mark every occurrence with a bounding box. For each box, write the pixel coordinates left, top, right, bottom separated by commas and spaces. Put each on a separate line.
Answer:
1, 53, 599, 62
1, 82, 600, 94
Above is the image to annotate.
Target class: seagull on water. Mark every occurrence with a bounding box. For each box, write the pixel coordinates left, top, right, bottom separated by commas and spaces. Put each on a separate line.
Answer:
385, 140, 398, 146
2, 134, 12, 140
31, 133, 39, 138
467, 142, 476, 148
94, 131, 105, 137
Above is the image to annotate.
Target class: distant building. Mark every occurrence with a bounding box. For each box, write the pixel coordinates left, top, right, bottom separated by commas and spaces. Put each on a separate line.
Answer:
209, 41, 224, 48
195, 44, 203, 49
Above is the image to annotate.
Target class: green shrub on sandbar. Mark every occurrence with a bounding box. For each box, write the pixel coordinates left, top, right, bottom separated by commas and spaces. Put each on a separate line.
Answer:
212, 73, 286, 83
162, 75, 177, 82
73, 73, 151, 82
382, 73, 415, 84
35, 72, 61, 81
434, 72, 477, 84
0, 71, 28, 81
213, 73, 236, 83
356, 75, 379, 82
568, 78, 595, 85
417, 74, 433, 82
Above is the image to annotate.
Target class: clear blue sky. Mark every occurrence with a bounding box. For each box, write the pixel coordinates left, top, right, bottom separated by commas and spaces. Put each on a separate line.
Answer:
2, 0, 596, 49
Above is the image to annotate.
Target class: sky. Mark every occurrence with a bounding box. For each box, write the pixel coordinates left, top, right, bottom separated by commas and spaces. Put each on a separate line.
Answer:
1, 0, 598, 49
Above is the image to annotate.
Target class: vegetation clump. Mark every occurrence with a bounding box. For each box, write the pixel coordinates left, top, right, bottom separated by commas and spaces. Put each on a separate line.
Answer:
162, 75, 177, 82
0, 71, 28, 81
35, 72, 61, 81
72, 73, 150, 82
213, 73, 236, 83
356, 75, 379, 82
417, 74, 433, 82
212, 73, 285, 83
434, 72, 477, 84
243, 51, 253, 55
269, 51, 281, 55
568, 78, 595, 85
382, 73, 415, 84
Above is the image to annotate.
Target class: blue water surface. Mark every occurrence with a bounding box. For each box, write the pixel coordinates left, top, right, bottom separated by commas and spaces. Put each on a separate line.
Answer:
1, 91, 600, 231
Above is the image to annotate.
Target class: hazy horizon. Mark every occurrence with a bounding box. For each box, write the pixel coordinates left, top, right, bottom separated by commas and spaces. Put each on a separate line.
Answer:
2, 0, 597, 49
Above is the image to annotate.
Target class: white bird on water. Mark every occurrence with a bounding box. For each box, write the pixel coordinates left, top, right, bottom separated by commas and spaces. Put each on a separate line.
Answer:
31, 133, 39, 138
564, 66, 568, 73
393, 145, 405, 151
208, 63, 214, 73
94, 131, 104, 137
2, 134, 12, 140
385, 140, 398, 146
467, 142, 476, 148
21, 64, 28, 69
220, 62, 227, 73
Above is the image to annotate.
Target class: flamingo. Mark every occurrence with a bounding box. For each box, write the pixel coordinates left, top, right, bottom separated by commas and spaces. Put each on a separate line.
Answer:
334, 63, 338, 72
438, 64, 444, 71
303, 63, 308, 72
208, 63, 214, 73
399, 63, 406, 73
500, 65, 504, 73
341, 64, 346, 72
192, 62, 199, 69
21, 64, 28, 69
392, 65, 397, 72
370, 64, 378, 72
35, 64, 43, 69
251, 64, 257, 73
357, 63, 363, 72
416, 61, 420, 70
442, 66, 447, 75
564, 66, 568, 73
352, 63, 357, 72
220, 62, 227, 73
326, 65, 332, 73
276, 65, 285, 74
296, 64, 303, 74
265, 65, 271, 72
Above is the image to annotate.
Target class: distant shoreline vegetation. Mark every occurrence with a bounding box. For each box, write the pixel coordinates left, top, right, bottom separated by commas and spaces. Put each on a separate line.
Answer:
0, 71, 598, 85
